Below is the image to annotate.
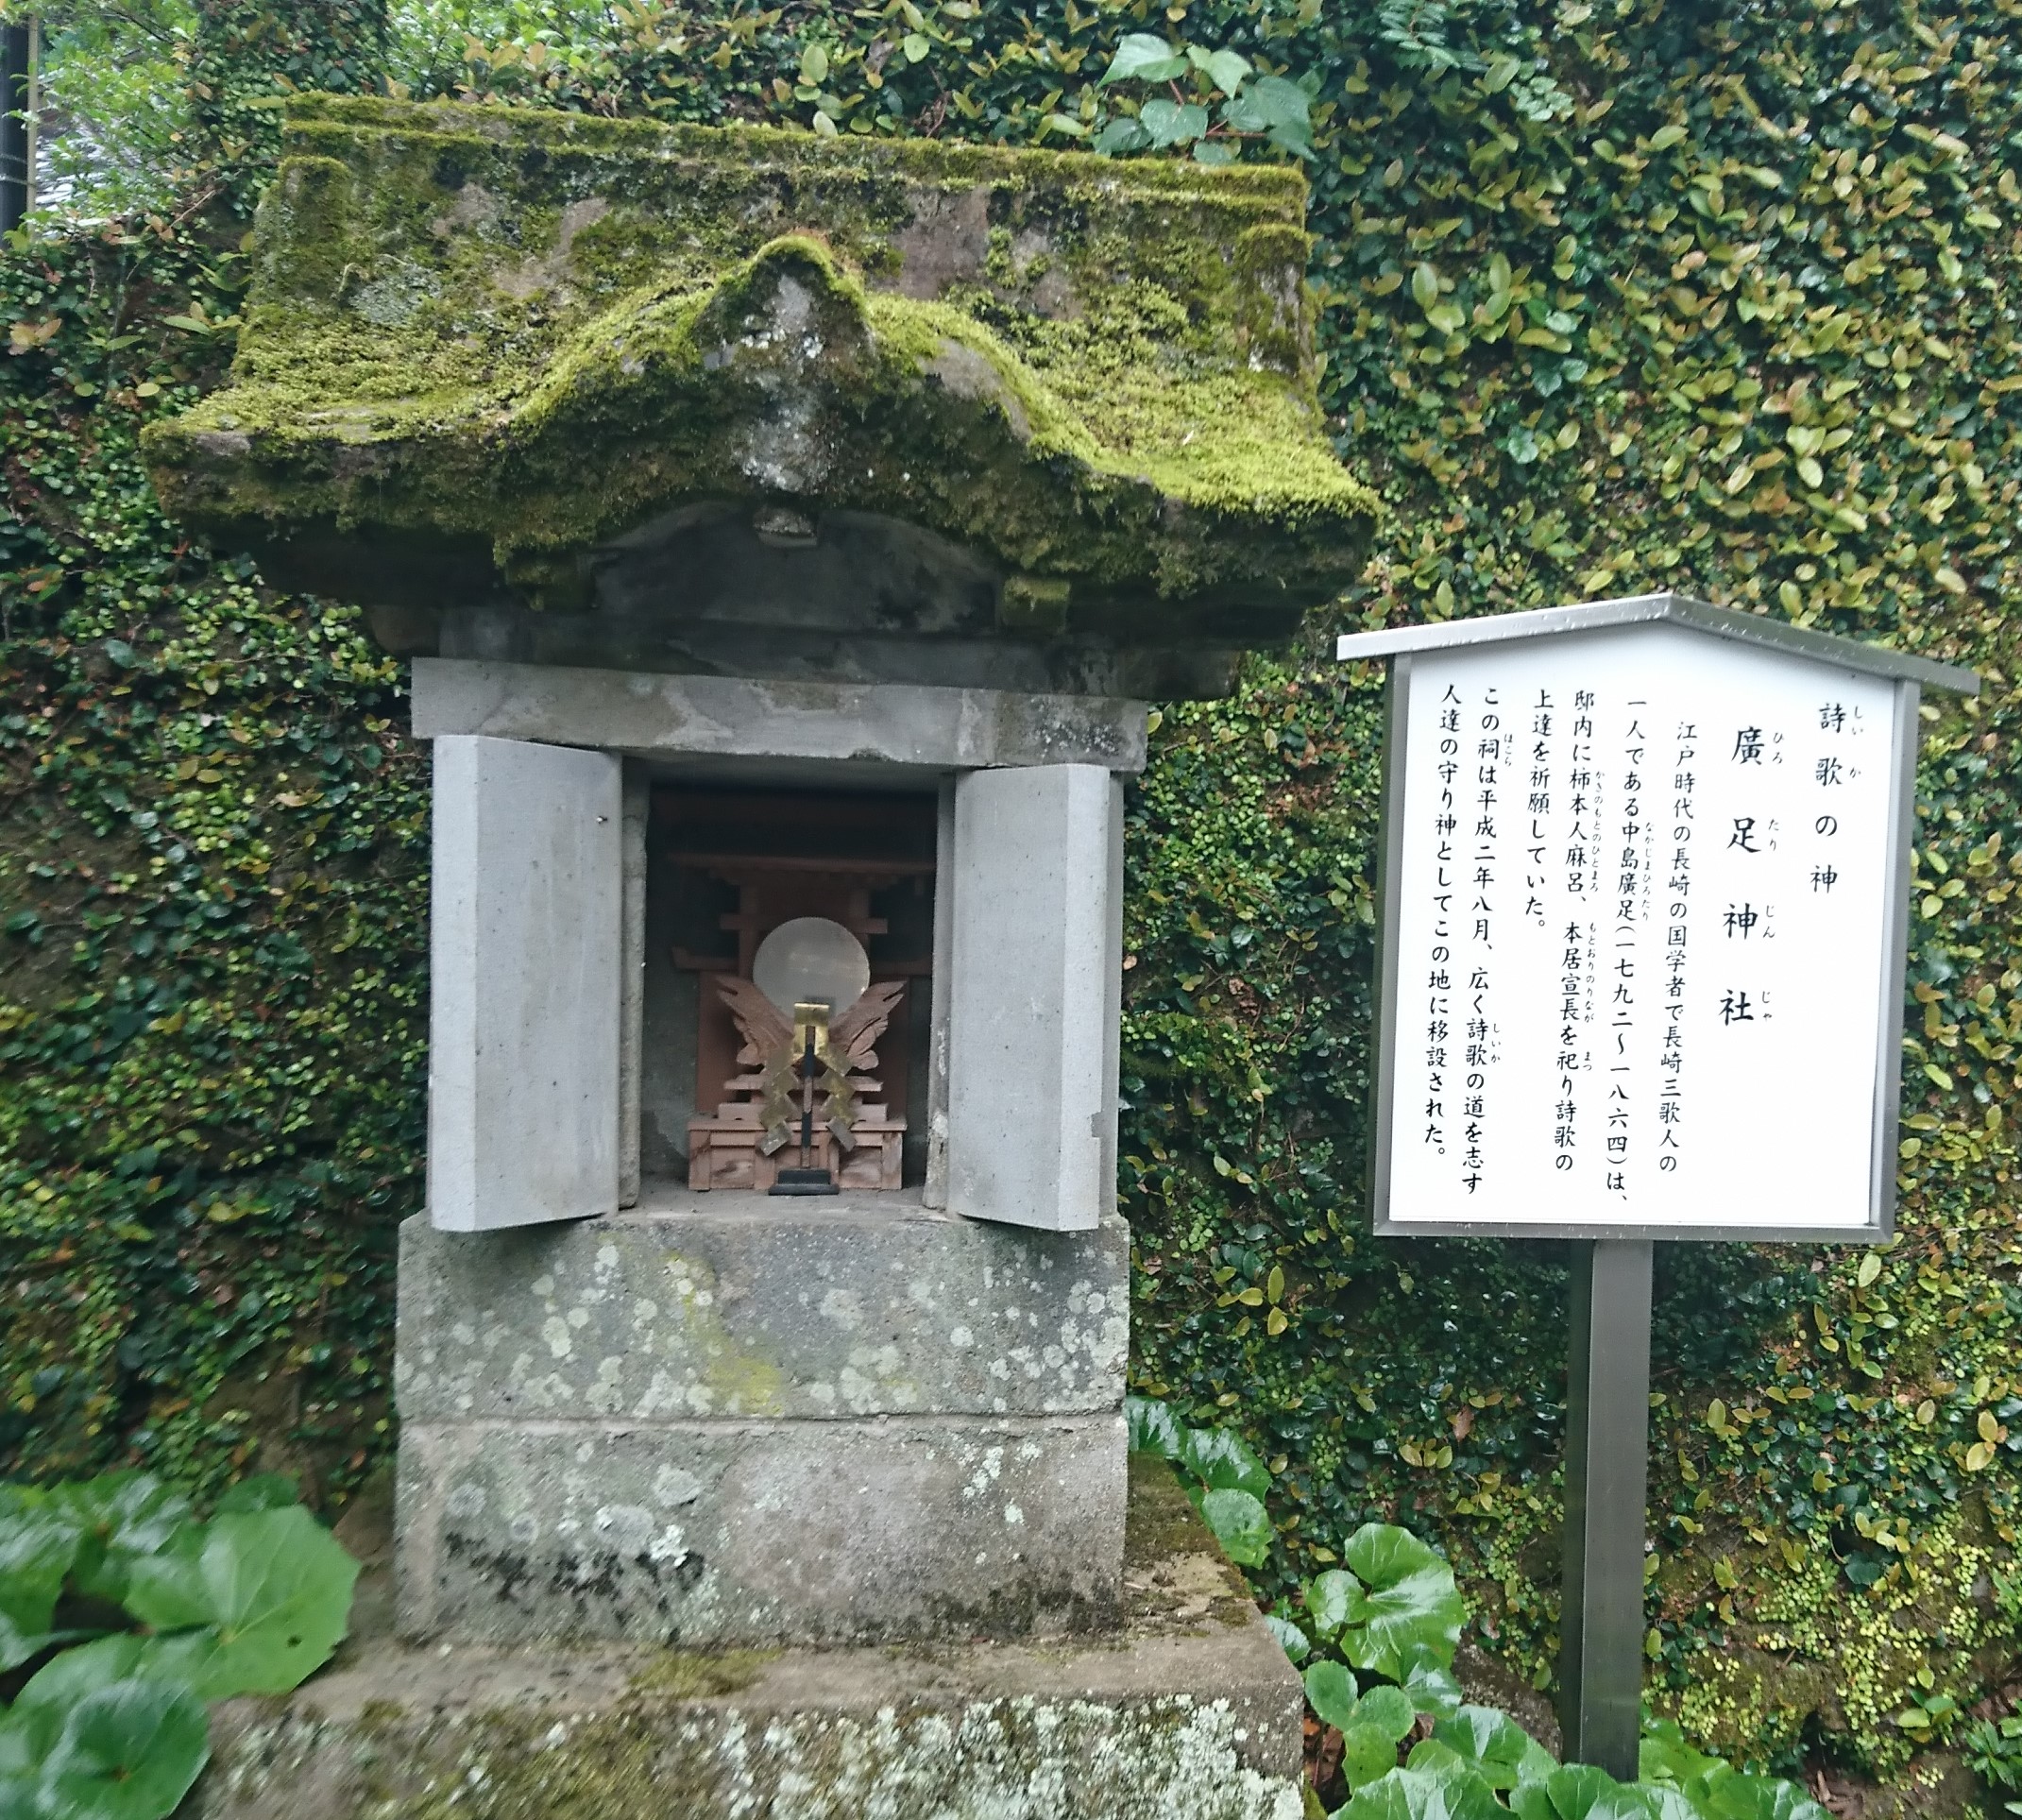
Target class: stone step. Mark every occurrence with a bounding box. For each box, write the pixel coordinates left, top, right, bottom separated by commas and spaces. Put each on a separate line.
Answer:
191, 1459, 1306, 1820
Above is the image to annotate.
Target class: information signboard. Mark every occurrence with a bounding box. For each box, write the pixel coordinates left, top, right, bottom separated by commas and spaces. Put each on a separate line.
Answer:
1336, 593, 1979, 1778
1341, 595, 1979, 1242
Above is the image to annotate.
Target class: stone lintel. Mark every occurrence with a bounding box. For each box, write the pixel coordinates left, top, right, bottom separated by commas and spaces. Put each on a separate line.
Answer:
396, 1414, 1124, 1647
394, 1197, 1130, 1425
410, 658, 1149, 774
196, 1458, 1305, 1820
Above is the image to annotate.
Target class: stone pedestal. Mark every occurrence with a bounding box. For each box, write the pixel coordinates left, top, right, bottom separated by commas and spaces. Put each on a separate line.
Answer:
395, 1188, 1130, 1646
193, 1461, 1306, 1820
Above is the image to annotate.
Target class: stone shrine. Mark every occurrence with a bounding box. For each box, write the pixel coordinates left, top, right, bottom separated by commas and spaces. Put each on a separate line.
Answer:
146, 94, 1377, 1817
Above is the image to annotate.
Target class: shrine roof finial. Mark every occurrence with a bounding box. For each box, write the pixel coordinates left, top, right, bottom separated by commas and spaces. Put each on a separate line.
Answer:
144, 95, 1379, 698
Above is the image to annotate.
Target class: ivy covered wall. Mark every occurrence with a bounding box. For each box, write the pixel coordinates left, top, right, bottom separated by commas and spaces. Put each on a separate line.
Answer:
1, 0, 2018, 1805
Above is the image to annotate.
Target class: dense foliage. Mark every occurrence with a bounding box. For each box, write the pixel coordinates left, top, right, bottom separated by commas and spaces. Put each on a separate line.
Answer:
0, 1470, 358, 1818
1, 0, 2018, 1808
1139, 1402, 1841, 1820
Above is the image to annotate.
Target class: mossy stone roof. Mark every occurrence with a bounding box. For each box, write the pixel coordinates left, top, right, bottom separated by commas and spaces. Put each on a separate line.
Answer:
144, 95, 1378, 697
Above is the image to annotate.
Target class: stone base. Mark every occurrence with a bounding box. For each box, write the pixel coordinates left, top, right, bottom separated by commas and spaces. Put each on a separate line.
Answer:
395, 1192, 1131, 1645
192, 1461, 1306, 1820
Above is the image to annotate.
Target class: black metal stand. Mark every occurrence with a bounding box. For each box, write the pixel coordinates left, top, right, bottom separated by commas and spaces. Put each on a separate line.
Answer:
0, 25, 29, 236
768, 1023, 837, 1197
1559, 1238, 1653, 1779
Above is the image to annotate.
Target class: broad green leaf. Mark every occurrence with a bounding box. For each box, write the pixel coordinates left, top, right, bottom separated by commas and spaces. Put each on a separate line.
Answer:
1126, 1398, 1185, 1460
213, 1474, 300, 1516
1266, 1613, 1311, 1662
1357, 1684, 1419, 1741
1340, 1524, 1466, 1679
1520, 1763, 1657, 1820
1140, 98, 1209, 148
1434, 1705, 1558, 1789
16, 1635, 154, 1718
901, 32, 928, 62
1198, 1488, 1271, 1568
1412, 264, 1441, 310
1639, 1719, 1721, 1788
0, 1719, 47, 1820
1685, 1766, 1832, 1820
1098, 32, 1187, 86
37, 1679, 210, 1820
57, 1474, 195, 1604
1305, 1658, 1361, 1729
1402, 1647, 1465, 1716
1179, 1426, 1271, 1499
1307, 1569, 1368, 1638
1343, 1761, 1507, 1820
1093, 115, 1149, 156
798, 43, 828, 85
1193, 140, 1239, 165
0, 1496, 84, 1670
1342, 1722, 1407, 1789
123, 1506, 358, 1699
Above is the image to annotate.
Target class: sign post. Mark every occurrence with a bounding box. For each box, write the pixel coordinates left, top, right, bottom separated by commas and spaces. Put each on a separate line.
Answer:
1336, 594, 1978, 1776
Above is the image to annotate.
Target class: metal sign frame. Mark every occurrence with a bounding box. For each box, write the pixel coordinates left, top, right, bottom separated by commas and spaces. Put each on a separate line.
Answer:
1343, 592, 1979, 1246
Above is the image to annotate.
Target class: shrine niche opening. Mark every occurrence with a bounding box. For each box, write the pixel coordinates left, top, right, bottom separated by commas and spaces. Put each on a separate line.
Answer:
641, 783, 937, 1192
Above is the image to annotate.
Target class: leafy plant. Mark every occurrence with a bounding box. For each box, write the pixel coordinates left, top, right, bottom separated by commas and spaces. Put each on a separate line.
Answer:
1080, 32, 1313, 164
0, 1471, 358, 1820
1133, 1400, 1838, 1820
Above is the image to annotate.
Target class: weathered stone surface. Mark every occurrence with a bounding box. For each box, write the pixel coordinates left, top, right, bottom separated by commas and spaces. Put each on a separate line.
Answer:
395, 1196, 1130, 1423
411, 659, 1151, 774
397, 1413, 1122, 1646
194, 1459, 1305, 1820
947, 764, 1122, 1233
427, 736, 621, 1233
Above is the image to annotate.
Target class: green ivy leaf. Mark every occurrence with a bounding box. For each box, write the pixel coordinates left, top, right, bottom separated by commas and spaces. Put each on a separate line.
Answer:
1140, 98, 1209, 148
122, 1506, 358, 1700
1098, 32, 1187, 86
1092, 115, 1149, 157
1199, 46, 1252, 96
37, 1679, 210, 1820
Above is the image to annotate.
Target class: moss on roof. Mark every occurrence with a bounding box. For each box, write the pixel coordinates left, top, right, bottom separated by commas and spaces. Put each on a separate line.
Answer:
144, 95, 1377, 662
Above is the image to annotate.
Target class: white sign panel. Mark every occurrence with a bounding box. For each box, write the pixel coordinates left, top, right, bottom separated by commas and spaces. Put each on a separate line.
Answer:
1373, 621, 1912, 1239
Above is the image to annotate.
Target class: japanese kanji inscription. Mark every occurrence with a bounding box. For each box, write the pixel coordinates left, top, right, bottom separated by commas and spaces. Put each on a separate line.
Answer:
1340, 598, 1977, 1242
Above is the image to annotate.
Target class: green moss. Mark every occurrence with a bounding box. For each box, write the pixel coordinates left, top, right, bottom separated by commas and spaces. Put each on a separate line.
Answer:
624, 1647, 777, 1699
144, 94, 1377, 636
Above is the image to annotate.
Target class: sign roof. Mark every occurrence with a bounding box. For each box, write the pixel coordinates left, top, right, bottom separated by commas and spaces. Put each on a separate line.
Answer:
1335, 592, 1979, 697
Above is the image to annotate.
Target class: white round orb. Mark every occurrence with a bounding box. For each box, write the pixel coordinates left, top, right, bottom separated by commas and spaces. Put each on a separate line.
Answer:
752, 917, 871, 1017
